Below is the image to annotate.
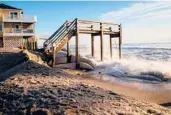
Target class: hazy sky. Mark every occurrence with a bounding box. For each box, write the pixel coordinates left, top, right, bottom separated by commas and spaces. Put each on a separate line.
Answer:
2, 1, 171, 45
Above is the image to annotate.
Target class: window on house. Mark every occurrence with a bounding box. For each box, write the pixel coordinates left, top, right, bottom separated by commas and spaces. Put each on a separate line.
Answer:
0, 24, 2, 31
10, 12, 18, 19
15, 25, 19, 29
15, 24, 20, 33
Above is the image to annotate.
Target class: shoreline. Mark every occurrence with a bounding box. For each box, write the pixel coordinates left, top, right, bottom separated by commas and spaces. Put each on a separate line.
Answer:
81, 75, 171, 105
64, 69, 171, 107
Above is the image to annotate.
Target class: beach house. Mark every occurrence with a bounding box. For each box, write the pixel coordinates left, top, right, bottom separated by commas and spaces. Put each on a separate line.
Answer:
0, 3, 36, 49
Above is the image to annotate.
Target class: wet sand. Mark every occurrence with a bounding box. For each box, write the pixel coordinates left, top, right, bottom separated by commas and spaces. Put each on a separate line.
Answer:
65, 69, 171, 108
82, 76, 171, 105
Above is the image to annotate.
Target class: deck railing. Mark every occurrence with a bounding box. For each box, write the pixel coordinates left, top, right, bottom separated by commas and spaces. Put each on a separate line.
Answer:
3, 28, 35, 36
44, 18, 120, 49
4, 28, 34, 33
78, 19, 120, 32
3, 15, 37, 23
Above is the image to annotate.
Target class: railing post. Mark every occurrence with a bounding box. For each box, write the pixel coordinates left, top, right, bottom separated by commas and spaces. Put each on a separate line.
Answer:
100, 22, 104, 61
75, 18, 80, 68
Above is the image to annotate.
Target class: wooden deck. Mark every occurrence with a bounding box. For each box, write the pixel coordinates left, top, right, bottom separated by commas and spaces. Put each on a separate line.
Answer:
44, 18, 122, 68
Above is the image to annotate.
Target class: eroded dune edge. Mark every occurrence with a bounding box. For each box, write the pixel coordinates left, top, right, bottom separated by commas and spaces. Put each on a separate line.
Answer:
0, 48, 171, 115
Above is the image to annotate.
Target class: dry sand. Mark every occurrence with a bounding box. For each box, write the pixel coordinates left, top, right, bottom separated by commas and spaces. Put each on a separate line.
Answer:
0, 49, 171, 115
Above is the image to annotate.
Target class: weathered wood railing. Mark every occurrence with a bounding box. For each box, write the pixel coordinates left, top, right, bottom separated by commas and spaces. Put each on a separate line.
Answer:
44, 21, 69, 48
78, 19, 120, 32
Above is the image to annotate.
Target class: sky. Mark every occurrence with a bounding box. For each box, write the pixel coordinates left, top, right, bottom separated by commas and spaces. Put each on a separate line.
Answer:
2, 1, 171, 45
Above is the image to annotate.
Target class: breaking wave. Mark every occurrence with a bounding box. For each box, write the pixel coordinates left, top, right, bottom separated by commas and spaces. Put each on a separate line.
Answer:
69, 43, 171, 90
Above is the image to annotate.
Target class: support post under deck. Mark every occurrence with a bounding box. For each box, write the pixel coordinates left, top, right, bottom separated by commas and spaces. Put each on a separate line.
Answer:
91, 34, 94, 57
53, 47, 56, 67
119, 24, 122, 59
110, 36, 113, 59
100, 23, 104, 61
67, 40, 71, 63
76, 19, 80, 68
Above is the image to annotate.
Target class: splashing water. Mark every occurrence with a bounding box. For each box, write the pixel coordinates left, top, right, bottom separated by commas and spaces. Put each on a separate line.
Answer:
69, 43, 171, 87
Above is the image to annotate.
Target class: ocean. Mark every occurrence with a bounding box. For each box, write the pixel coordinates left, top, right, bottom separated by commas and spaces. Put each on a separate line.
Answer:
68, 43, 171, 91
122, 43, 171, 61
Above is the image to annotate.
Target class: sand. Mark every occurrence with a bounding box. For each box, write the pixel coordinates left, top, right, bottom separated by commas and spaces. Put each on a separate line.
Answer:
0, 48, 171, 115
65, 69, 171, 107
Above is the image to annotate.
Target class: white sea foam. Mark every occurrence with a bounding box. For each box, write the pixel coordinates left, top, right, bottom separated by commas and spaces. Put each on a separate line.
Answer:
68, 43, 171, 82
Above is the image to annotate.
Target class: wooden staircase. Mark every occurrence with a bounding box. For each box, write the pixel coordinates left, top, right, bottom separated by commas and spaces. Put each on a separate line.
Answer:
44, 18, 122, 68
44, 19, 76, 54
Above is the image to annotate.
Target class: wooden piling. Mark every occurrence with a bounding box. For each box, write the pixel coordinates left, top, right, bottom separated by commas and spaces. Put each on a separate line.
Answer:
110, 36, 113, 59
119, 24, 122, 59
100, 23, 104, 61
53, 47, 56, 67
76, 19, 80, 68
91, 34, 94, 57
67, 40, 70, 63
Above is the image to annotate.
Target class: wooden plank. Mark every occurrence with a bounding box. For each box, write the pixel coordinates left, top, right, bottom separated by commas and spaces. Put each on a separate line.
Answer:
100, 23, 104, 61
91, 34, 94, 57
79, 30, 100, 34
78, 19, 119, 25
79, 29, 119, 35
110, 33, 120, 38
110, 36, 113, 59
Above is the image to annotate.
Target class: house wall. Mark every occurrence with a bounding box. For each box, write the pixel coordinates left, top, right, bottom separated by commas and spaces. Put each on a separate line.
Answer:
0, 9, 22, 32
0, 9, 21, 22
0, 9, 21, 17
0, 9, 3, 22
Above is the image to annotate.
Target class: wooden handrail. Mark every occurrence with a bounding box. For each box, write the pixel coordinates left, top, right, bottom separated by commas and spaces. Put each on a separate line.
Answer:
52, 19, 76, 46
44, 20, 69, 46
78, 19, 119, 26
